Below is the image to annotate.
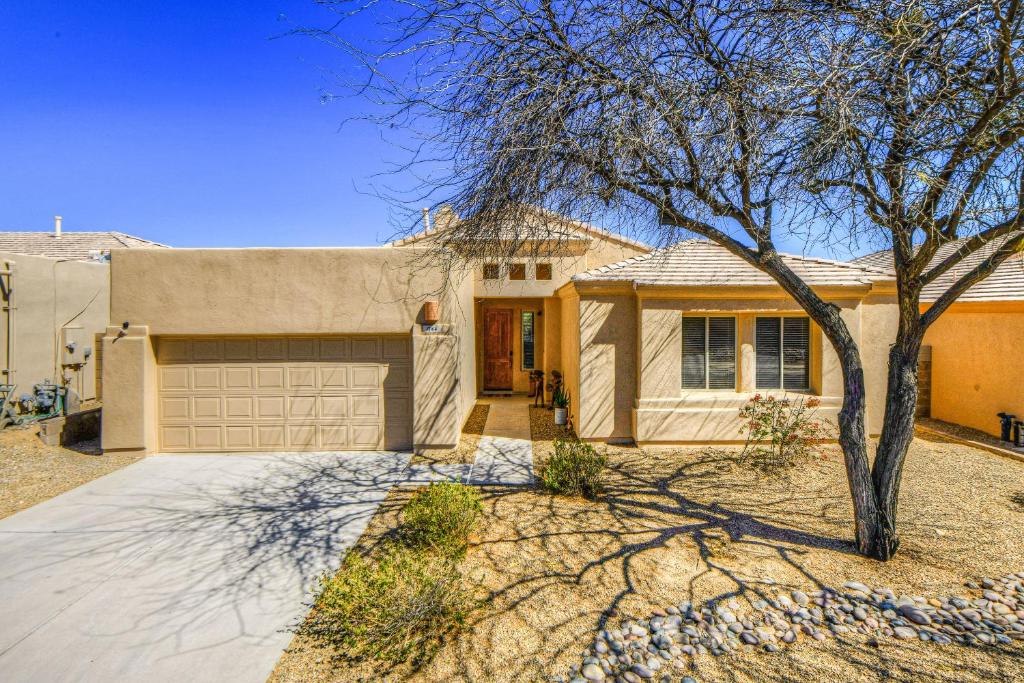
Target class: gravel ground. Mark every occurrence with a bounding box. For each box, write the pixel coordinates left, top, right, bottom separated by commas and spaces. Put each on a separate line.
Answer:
0, 425, 142, 520
271, 418, 1024, 683
409, 404, 490, 466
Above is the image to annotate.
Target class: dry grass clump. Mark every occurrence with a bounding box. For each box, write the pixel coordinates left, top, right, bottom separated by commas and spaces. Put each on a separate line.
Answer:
301, 545, 474, 669
401, 481, 482, 558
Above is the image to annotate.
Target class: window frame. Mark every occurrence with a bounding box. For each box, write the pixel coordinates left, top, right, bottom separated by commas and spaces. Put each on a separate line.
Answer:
681, 315, 737, 391
754, 315, 811, 391
521, 311, 536, 370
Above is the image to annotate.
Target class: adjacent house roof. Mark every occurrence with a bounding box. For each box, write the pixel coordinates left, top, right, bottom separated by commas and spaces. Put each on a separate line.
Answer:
391, 204, 651, 252
852, 231, 1024, 302
574, 239, 890, 287
0, 231, 169, 261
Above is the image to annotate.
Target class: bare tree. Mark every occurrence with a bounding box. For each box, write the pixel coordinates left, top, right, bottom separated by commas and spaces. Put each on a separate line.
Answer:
301, 0, 1024, 560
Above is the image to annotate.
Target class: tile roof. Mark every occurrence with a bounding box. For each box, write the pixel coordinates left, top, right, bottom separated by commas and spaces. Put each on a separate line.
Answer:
851, 231, 1024, 302
574, 239, 890, 287
392, 204, 651, 252
0, 231, 169, 261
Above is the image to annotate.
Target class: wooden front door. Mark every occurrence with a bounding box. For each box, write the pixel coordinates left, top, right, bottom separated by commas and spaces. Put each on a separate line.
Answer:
483, 308, 513, 391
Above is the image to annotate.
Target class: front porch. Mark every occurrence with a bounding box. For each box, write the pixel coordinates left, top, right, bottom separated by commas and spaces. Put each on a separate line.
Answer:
474, 297, 563, 398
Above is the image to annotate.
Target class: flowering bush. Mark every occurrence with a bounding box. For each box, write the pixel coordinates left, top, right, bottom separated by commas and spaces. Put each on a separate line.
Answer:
738, 394, 829, 469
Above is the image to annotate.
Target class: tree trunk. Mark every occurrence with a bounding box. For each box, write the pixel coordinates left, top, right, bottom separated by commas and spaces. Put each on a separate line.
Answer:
869, 335, 923, 561
832, 349, 887, 558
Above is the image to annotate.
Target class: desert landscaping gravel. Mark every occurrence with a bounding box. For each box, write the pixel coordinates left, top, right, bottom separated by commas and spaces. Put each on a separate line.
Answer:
0, 425, 141, 519
271, 412, 1024, 683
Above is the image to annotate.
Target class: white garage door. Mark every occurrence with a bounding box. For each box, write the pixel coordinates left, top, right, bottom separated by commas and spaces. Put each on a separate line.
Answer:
156, 335, 413, 452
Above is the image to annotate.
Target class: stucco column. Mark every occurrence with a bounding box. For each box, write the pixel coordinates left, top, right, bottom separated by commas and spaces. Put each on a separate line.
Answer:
101, 325, 157, 453
411, 325, 460, 450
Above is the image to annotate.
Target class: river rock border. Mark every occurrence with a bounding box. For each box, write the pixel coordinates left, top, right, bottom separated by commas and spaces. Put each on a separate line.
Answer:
560, 571, 1024, 682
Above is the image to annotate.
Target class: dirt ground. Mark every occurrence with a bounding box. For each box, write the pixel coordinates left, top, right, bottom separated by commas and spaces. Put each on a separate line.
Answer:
272, 417, 1024, 683
409, 404, 490, 466
0, 426, 142, 520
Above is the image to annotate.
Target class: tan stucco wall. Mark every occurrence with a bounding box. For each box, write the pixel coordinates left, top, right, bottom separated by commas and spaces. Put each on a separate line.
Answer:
577, 294, 637, 440
584, 236, 650, 270
0, 251, 109, 401
104, 248, 473, 453
923, 302, 1024, 437
570, 286, 894, 444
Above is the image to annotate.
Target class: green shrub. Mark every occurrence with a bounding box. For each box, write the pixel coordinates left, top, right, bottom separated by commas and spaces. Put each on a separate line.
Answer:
401, 481, 482, 558
538, 437, 606, 498
303, 545, 473, 667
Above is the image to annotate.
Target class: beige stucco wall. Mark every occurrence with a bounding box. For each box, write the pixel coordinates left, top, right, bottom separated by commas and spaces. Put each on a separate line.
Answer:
577, 294, 637, 440
558, 289, 581, 427
923, 302, 1024, 437
0, 251, 109, 401
568, 285, 894, 444
584, 236, 650, 270
104, 247, 473, 453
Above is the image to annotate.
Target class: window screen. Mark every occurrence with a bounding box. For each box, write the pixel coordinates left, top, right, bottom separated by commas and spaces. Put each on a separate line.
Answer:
521, 311, 535, 369
756, 317, 810, 390
682, 317, 735, 390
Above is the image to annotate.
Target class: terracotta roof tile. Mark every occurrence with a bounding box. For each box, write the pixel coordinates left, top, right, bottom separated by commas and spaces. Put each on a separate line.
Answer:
574, 239, 888, 287
851, 231, 1024, 302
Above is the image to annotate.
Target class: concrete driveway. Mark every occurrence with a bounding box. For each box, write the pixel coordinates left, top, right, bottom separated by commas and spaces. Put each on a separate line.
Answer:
0, 451, 411, 683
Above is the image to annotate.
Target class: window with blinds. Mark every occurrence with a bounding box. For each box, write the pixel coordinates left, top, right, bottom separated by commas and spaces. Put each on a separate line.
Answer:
682, 316, 736, 390
756, 317, 810, 390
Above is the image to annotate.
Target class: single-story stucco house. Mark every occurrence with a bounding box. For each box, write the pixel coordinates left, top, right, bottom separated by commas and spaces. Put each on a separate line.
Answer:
855, 231, 1024, 439
0, 219, 168, 405
100, 209, 912, 454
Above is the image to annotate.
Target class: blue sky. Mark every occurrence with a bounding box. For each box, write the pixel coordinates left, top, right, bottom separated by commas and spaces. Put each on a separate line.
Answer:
0, 2, 873, 257
0, 1, 417, 247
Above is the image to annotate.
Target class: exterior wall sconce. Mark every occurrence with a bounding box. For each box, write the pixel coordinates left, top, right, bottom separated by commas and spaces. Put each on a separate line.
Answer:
422, 301, 440, 325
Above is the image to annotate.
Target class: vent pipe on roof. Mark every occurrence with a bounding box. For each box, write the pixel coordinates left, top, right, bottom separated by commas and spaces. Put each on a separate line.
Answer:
422, 207, 431, 233
54, 215, 62, 239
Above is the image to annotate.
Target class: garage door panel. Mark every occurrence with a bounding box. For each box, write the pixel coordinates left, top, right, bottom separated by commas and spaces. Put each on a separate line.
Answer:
320, 338, 350, 361
193, 396, 222, 420
192, 367, 221, 391
225, 396, 253, 419
351, 366, 380, 389
160, 397, 190, 421
256, 338, 287, 360
160, 367, 190, 392
256, 367, 286, 389
288, 396, 317, 419
288, 425, 317, 449
287, 367, 317, 390
157, 335, 411, 452
225, 426, 255, 450
258, 425, 286, 449
256, 396, 286, 420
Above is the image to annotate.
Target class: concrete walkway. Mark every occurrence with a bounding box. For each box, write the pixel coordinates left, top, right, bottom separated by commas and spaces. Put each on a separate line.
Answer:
470, 398, 534, 485
0, 451, 410, 683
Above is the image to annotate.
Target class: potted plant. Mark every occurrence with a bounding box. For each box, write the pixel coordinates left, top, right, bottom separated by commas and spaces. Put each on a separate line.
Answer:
552, 387, 569, 425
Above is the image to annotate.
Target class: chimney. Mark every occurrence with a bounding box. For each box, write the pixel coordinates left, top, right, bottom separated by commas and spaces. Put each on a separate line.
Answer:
422, 207, 431, 233
54, 215, 62, 239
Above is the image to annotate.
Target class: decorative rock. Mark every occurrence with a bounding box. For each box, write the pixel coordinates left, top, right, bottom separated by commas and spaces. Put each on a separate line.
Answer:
792, 591, 810, 606
894, 626, 918, 640
581, 663, 605, 681
898, 606, 932, 626
630, 663, 654, 679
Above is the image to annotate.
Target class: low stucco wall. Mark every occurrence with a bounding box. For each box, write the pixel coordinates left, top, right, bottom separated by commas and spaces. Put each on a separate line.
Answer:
0, 251, 108, 401
103, 248, 473, 453
924, 302, 1024, 438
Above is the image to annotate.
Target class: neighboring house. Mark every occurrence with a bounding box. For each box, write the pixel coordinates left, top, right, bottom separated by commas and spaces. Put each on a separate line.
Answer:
0, 219, 168, 405
101, 208, 905, 454
854, 232, 1024, 438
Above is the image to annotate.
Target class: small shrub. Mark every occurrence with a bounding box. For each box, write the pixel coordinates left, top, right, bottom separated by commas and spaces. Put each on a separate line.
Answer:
738, 394, 828, 469
401, 481, 482, 558
539, 437, 607, 498
303, 545, 473, 667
